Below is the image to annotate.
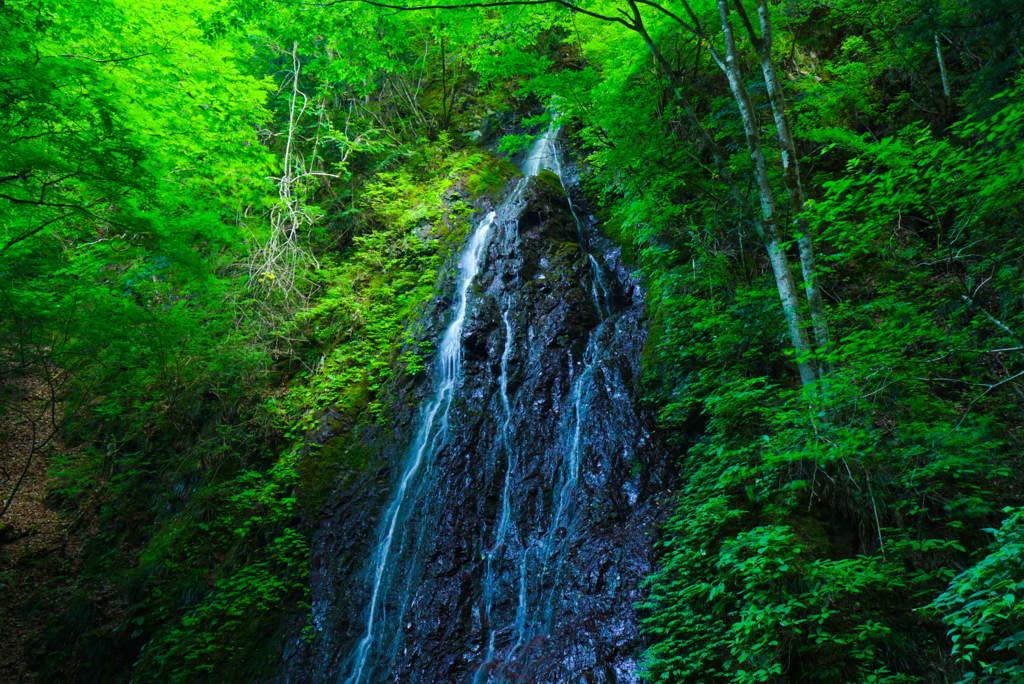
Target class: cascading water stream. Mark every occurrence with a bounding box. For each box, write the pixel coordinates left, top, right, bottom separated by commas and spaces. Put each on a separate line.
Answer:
520, 124, 559, 177
480, 123, 623, 681
547, 129, 614, 317
539, 318, 608, 629
471, 306, 516, 684
540, 148, 615, 630
472, 129, 562, 683
588, 254, 614, 318
343, 211, 496, 684
344, 130, 559, 684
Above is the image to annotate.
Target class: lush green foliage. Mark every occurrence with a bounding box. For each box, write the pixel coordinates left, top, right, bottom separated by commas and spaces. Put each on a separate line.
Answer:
3, 0, 1024, 681
477, 1, 1024, 681
285, 136, 515, 425
2, 0, 517, 680
931, 507, 1024, 683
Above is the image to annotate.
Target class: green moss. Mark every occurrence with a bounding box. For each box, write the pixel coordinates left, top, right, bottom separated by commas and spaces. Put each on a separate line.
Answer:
314, 432, 374, 474
286, 152, 491, 433
550, 240, 580, 257
778, 512, 831, 558
535, 169, 566, 196
297, 432, 377, 522
639, 277, 665, 375
596, 211, 636, 266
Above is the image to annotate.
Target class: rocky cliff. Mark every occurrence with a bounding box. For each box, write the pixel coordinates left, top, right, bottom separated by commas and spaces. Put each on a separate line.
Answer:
281, 148, 668, 684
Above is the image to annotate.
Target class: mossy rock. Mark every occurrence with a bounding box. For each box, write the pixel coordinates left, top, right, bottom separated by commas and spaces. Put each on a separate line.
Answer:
535, 169, 566, 197
778, 513, 831, 558
298, 431, 377, 518
550, 240, 580, 258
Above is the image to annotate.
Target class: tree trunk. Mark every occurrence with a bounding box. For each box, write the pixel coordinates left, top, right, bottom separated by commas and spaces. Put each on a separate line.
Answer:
715, 0, 818, 387
738, 0, 832, 375
935, 32, 951, 99
625, 0, 819, 387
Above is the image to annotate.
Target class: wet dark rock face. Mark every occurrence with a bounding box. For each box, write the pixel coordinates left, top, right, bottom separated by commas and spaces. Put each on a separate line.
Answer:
279, 171, 668, 684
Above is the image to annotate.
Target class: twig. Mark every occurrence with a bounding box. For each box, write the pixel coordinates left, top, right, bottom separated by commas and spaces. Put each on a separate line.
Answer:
962, 294, 1024, 347
954, 369, 1024, 430
57, 52, 153, 63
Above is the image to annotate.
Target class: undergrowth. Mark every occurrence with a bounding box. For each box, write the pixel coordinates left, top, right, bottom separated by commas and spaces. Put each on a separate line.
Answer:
32, 136, 516, 684
634, 87, 1024, 683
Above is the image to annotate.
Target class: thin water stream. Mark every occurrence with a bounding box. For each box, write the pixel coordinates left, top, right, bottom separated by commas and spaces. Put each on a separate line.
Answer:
343, 209, 496, 684
472, 305, 516, 683
495, 126, 622, 675
343, 130, 559, 684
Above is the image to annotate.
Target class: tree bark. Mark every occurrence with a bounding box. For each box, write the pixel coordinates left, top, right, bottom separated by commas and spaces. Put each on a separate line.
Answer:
715, 0, 818, 387
935, 32, 950, 99
733, 0, 832, 375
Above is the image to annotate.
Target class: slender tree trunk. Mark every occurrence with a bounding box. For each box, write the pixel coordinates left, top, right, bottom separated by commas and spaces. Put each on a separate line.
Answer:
935, 32, 951, 99
735, 0, 832, 375
626, 0, 819, 387
715, 0, 818, 387
439, 29, 449, 130
626, 3, 750, 217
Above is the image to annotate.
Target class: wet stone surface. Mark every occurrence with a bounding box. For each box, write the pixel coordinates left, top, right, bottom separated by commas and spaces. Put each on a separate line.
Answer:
276, 165, 668, 684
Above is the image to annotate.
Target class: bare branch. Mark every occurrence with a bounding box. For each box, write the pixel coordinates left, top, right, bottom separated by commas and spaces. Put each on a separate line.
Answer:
0, 172, 31, 185
56, 52, 153, 64
954, 369, 1024, 430
0, 193, 82, 210
0, 212, 70, 254
962, 294, 1024, 347
726, 0, 760, 51
297, 0, 635, 28
632, 0, 700, 37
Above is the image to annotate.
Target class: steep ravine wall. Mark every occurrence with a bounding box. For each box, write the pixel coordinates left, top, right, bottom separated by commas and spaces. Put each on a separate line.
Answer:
278, 156, 669, 684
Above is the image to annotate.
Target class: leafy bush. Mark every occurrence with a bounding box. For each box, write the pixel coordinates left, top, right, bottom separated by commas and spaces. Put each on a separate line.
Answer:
931, 508, 1024, 683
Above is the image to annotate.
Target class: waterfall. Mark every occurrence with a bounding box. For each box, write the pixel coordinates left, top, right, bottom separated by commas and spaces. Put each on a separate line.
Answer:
343, 210, 496, 684
342, 130, 559, 684
520, 125, 559, 177
495, 125, 623, 669
302, 118, 662, 684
